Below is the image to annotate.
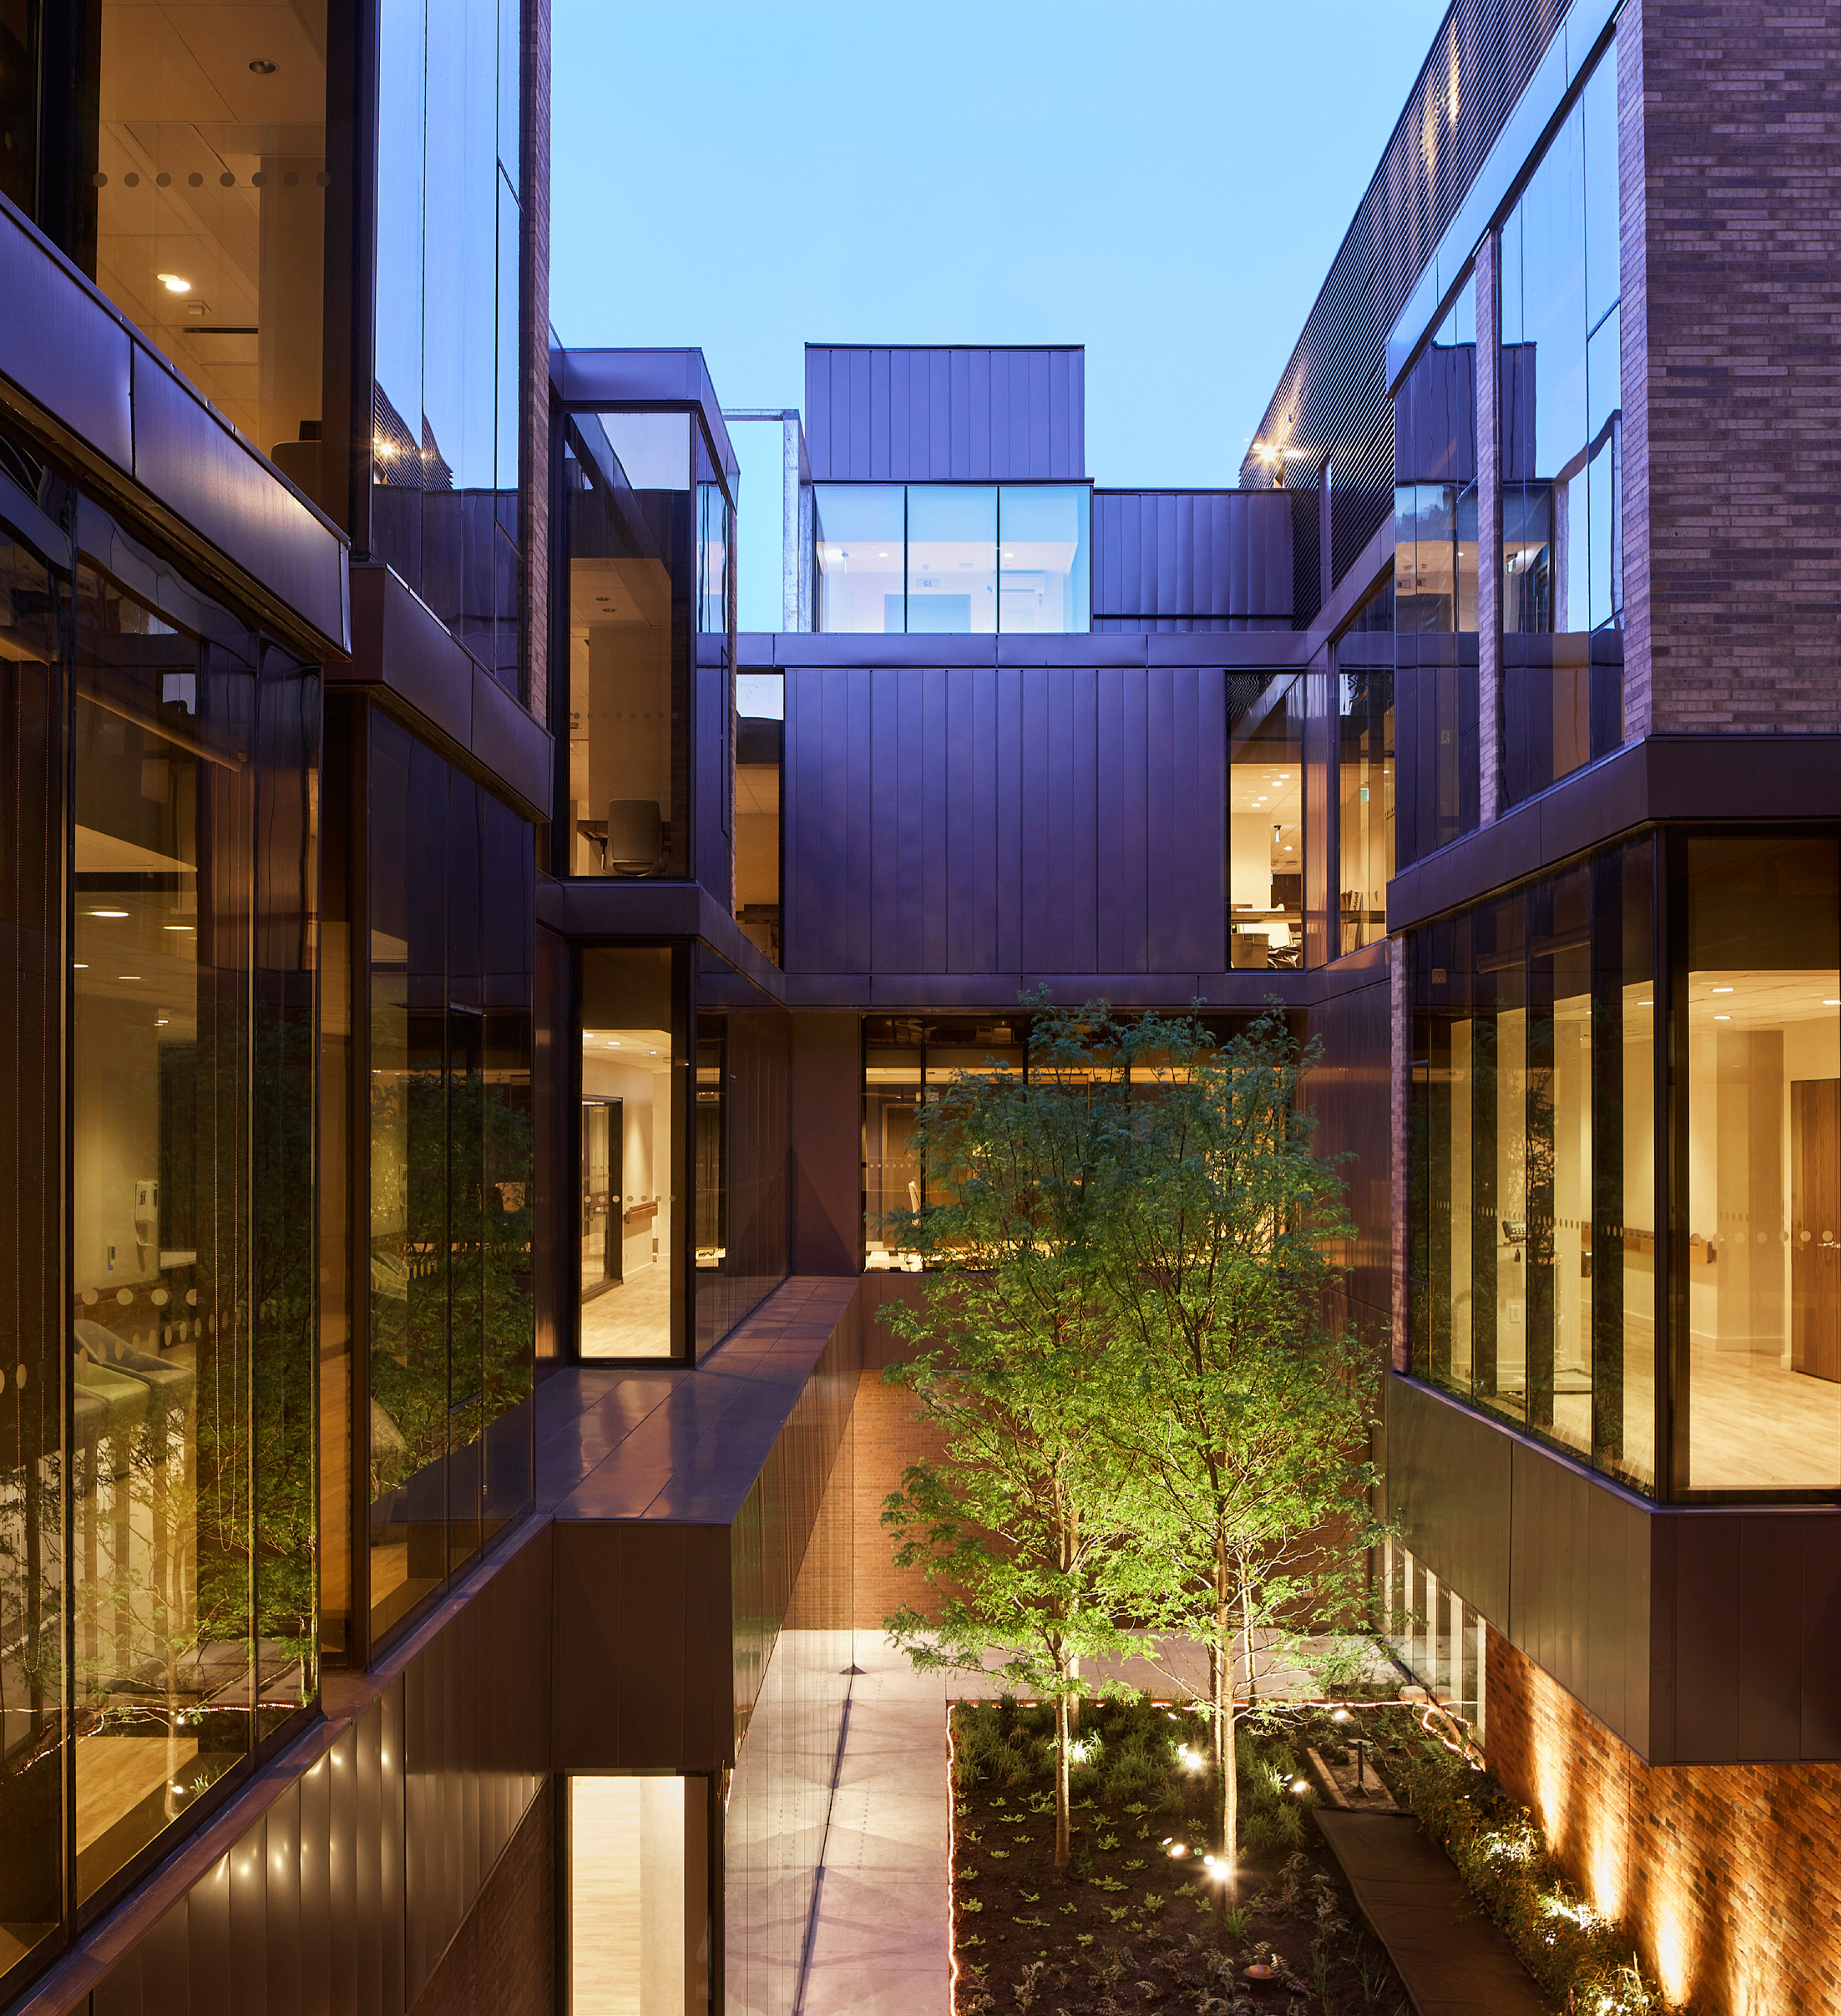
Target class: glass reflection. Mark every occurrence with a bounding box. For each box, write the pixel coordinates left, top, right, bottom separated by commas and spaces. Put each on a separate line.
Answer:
1227, 675, 1303, 970
1394, 271, 1478, 867
366, 717, 534, 1644
1680, 836, 1841, 1493
0, 509, 65, 1977
1499, 46, 1622, 804
370, 0, 523, 689
580, 950, 682, 1360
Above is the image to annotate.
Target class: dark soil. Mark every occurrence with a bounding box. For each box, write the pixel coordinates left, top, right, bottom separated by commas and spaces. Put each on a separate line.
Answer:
950, 1696, 1423, 2016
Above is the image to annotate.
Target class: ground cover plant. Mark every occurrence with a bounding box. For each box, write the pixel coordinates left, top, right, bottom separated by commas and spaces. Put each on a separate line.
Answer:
1394, 1739, 1686, 2016
950, 1695, 1413, 2015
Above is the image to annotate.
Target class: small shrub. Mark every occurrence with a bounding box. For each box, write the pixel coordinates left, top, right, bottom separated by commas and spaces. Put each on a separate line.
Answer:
1399, 1741, 1687, 2015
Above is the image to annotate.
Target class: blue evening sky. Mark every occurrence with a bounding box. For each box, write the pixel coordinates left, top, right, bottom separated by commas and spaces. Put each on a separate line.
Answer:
551, 0, 1448, 620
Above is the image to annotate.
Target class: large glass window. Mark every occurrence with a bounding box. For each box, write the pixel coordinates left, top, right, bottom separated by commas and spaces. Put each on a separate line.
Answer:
1394, 272, 1479, 867
1336, 578, 1395, 956
815, 484, 1090, 633
559, 414, 692, 879
50, 2, 334, 494
371, 0, 523, 692
1227, 675, 1304, 970
0, 437, 322, 1986
365, 715, 534, 1646
734, 672, 783, 965
1498, 45, 1622, 804
1411, 839, 1655, 1490
907, 484, 996, 633
1676, 836, 1841, 1494
579, 948, 685, 1360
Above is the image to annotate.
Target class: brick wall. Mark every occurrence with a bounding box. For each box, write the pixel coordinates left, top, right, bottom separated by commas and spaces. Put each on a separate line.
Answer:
847, 1367, 953, 1631
1630, 0, 1841, 735
1486, 1627, 1841, 2015
411, 1778, 556, 2016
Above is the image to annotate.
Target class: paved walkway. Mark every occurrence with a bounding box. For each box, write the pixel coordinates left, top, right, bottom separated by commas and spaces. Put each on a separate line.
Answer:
796, 1632, 1394, 2015
799, 1640, 954, 2016
1313, 1810, 1546, 2016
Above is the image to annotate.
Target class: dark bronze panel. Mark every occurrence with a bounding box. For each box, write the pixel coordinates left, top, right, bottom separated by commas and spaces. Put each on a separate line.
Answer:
130, 349, 348, 653
1737, 1519, 1803, 1763
1385, 1375, 1514, 1625
1671, 1515, 1741, 1762
0, 201, 135, 470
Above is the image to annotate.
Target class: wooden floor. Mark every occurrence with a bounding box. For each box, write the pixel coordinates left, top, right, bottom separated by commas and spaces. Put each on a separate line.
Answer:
75, 1734, 199, 1855
580, 1264, 673, 1359
1688, 1344, 1841, 1490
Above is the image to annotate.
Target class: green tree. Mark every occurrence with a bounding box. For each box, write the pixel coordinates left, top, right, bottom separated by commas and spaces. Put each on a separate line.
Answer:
1090, 1009, 1383, 1897
880, 1015, 1136, 1867
880, 1003, 1384, 1898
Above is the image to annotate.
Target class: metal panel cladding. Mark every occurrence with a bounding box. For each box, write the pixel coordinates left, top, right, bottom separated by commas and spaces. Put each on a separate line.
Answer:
803, 347, 1085, 482
1239, 0, 1572, 588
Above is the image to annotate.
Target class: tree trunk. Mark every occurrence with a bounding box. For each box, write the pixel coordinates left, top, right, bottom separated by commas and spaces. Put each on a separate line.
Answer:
1054, 1690, 1072, 1868
1215, 1594, 1237, 1907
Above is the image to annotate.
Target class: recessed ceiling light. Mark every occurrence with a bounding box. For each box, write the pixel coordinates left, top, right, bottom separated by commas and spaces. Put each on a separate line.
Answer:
118, 974, 142, 981
88, 907, 129, 918
649, 1049, 658, 1055
1825, 999, 1840, 1007
1714, 1013, 1730, 1021
157, 273, 191, 294
72, 963, 88, 970
1712, 986, 1734, 994
248, 57, 278, 73
164, 924, 194, 932
607, 1040, 620, 1046
1637, 999, 1652, 1006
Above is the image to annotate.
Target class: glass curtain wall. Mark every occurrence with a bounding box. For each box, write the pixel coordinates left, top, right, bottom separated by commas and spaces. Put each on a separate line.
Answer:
1227, 675, 1304, 970
815, 485, 1090, 633
0, 427, 322, 1991
1336, 577, 1396, 955
1394, 272, 1479, 867
579, 948, 685, 1360
558, 414, 693, 880
734, 672, 783, 965
1411, 839, 1655, 1489
1498, 44, 1622, 803
372, 0, 523, 694
1, 1, 333, 504
365, 714, 534, 1647
1675, 835, 1841, 1494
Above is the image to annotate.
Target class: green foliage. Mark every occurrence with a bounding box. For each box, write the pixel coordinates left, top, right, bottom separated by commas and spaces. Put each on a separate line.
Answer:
884, 997, 1386, 1877
1399, 1742, 1688, 2015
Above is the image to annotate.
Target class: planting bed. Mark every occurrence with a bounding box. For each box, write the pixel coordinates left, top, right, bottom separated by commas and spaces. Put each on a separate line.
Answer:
950, 1697, 1420, 2016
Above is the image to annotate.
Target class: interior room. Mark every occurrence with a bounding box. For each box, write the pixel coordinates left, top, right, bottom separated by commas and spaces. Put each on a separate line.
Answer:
568, 1777, 710, 2015
91, 0, 329, 475
565, 414, 690, 878
580, 949, 680, 1358
1227, 675, 1303, 968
